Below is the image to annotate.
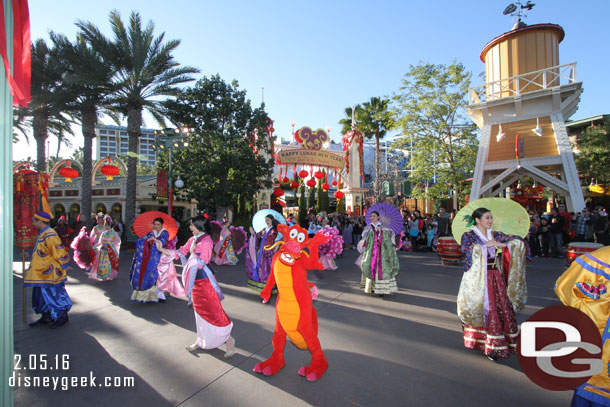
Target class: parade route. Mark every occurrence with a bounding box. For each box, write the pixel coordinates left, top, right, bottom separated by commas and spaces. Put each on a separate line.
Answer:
13, 248, 573, 407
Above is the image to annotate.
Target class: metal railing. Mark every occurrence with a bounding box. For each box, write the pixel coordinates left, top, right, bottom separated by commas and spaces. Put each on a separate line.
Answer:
469, 62, 577, 105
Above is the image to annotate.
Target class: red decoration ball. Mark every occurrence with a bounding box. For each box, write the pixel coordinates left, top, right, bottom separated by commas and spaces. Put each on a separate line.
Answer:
289, 181, 299, 189
334, 191, 345, 199
282, 177, 290, 183
298, 170, 309, 178
306, 179, 317, 188
322, 183, 330, 191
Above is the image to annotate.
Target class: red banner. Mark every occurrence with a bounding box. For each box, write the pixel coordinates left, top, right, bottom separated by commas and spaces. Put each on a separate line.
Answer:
14, 170, 40, 249
157, 169, 168, 198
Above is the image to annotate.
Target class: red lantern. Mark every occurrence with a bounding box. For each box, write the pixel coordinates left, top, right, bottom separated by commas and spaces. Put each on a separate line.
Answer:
306, 179, 316, 188
100, 163, 120, 180
322, 183, 330, 191
273, 187, 285, 197
331, 180, 337, 186
537, 185, 544, 192
282, 177, 290, 184
59, 164, 79, 182
298, 170, 309, 178
334, 191, 345, 199
314, 171, 324, 179
289, 181, 299, 189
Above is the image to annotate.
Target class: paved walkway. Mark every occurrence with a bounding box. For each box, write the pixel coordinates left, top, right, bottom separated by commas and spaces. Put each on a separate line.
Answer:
12, 247, 573, 406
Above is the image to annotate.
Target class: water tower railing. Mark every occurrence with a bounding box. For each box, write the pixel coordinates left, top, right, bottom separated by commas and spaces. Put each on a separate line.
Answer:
469, 62, 577, 105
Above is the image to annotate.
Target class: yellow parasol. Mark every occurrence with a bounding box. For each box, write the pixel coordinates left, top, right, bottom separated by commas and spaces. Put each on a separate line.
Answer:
452, 197, 530, 243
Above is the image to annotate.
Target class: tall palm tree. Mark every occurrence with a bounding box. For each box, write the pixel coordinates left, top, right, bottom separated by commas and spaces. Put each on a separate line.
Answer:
77, 10, 199, 225
52, 32, 117, 223
358, 97, 394, 201
29, 39, 74, 172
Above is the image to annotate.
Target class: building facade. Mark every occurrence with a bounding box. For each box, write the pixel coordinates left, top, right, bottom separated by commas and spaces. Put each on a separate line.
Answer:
96, 124, 158, 166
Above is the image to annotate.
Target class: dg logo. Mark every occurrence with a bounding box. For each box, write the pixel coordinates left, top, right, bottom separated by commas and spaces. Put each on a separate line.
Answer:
517, 305, 603, 391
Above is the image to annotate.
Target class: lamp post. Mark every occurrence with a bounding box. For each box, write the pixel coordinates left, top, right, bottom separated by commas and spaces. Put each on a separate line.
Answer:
290, 120, 296, 143
152, 127, 191, 216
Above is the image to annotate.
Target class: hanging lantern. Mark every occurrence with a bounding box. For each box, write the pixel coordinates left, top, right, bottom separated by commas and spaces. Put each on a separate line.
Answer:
331, 180, 338, 186
334, 191, 345, 199
306, 179, 317, 188
273, 187, 285, 197
289, 181, 299, 189
100, 162, 120, 180
282, 177, 290, 184
314, 171, 324, 179
298, 170, 309, 178
59, 163, 79, 183
322, 183, 330, 191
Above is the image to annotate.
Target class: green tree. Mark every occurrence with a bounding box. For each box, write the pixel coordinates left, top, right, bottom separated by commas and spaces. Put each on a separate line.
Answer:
392, 61, 478, 206
77, 10, 199, 225
574, 118, 610, 186
162, 75, 274, 212
339, 98, 394, 201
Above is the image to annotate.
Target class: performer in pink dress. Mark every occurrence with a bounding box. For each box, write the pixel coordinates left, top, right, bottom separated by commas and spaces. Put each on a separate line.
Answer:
318, 217, 343, 270
158, 215, 235, 357
155, 236, 186, 300
212, 219, 238, 265
89, 215, 121, 281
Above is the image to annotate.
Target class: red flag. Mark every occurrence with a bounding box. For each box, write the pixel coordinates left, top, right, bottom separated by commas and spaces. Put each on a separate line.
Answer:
157, 169, 168, 198
0, 0, 31, 107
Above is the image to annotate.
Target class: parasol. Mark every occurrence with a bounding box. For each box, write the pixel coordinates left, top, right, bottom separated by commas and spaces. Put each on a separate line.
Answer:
252, 209, 287, 233
365, 203, 403, 235
451, 197, 530, 243
133, 211, 178, 241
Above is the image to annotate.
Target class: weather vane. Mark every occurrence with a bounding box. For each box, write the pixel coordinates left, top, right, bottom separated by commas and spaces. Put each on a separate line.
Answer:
503, 1, 535, 29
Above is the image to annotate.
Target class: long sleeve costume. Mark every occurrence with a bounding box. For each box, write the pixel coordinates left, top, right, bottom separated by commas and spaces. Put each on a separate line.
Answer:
359, 223, 399, 294
24, 226, 72, 321
457, 229, 529, 359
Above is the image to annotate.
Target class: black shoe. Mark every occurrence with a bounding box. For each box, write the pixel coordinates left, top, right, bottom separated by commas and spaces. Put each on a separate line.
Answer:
50, 312, 69, 329
158, 298, 166, 303
378, 294, 385, 298
29, 313, 51, 327
486, 355, 497, 362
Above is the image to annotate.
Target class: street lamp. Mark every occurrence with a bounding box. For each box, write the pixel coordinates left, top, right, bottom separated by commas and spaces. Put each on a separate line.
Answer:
152, 127, 191, 216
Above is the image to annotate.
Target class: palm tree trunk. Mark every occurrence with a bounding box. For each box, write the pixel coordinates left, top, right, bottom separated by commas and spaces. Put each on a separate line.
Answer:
33, 109, 48, 172
81, 107, 96, 224
125, 106, 142, 226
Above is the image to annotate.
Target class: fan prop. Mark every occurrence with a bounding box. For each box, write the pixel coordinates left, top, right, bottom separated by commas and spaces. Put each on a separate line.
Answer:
210, 220, 223, 244
230, 226, 248, 254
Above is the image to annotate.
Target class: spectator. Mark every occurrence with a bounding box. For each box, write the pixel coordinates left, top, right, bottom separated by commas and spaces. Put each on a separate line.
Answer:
527, 212, 540, 257
557, 203, 572, 245
539, 217, 551, 257
352, 218, 363, 247
549, 208, 565, 257
573, 209, 590, 242
437, 208, 450, 237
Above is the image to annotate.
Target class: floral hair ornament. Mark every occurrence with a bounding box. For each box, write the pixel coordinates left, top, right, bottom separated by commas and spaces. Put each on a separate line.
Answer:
463, 214, 476, 227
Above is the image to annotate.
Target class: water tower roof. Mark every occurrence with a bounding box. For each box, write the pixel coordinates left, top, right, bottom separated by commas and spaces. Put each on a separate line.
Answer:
480, 23, 565, 62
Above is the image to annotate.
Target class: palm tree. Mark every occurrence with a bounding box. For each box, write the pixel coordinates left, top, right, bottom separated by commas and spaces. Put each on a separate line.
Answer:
51, 32, 117, 223
359, 97, 394, 201
339, 98, 394, 201
77, 10, 199, 225
29, 39, 74, 172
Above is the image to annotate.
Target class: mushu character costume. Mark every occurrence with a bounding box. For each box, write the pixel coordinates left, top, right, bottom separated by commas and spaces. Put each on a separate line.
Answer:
253, 224, 331, 382
555, 246, 610, 407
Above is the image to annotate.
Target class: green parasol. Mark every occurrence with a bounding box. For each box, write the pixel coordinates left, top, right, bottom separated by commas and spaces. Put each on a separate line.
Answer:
451, 197, 530, 243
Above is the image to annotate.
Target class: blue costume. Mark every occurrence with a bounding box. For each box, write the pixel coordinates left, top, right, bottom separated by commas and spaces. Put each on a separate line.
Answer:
130, 229, 169, 303
25, 212, 72, 328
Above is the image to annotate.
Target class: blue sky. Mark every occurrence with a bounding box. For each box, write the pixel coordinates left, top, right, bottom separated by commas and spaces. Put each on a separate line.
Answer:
16, 0, 610, 160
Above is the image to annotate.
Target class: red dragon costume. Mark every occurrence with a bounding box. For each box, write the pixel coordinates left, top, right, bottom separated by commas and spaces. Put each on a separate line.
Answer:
253, 224, 330, 381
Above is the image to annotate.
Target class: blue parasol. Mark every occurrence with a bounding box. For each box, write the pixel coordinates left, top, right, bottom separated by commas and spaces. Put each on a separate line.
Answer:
252, 209, 287, 233
365, 203, 403, 235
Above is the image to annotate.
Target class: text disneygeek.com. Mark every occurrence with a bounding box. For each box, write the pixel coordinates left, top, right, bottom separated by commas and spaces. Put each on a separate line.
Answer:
9, 354, 135, 391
